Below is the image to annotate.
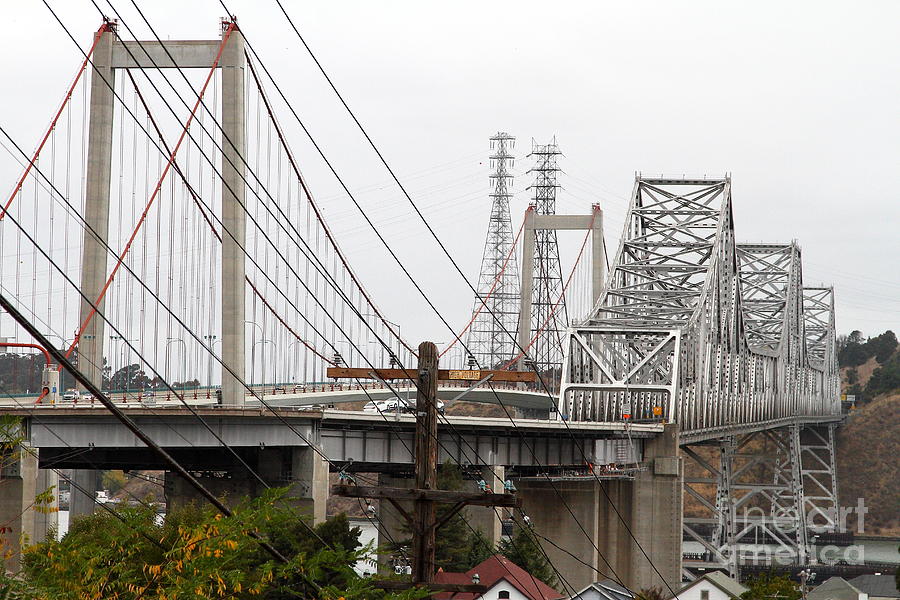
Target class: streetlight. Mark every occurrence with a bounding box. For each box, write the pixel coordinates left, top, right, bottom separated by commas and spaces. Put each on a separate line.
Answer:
252, 339, 277, 388
245, 321, 263, 390
165, 338, 187, 388
203, 335, 218, 387
111, 335, 137, 393
362, 314, 401, 369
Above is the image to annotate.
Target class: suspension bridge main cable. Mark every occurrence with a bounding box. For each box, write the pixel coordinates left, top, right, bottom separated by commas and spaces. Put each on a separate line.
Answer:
0, 22, 109, 221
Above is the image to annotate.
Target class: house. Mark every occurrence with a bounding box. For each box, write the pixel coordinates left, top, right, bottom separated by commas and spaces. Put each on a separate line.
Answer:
434, 554, 564, 600
808, 577, 868, 600
569, 578, 634, 600
668, 571, 748, 600
848, 575, 900, 600
347, 517, 378, 577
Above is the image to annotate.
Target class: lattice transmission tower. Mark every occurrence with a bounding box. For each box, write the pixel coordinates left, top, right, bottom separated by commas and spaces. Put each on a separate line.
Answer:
465, 132, 521, 368
527, 137, 568, 385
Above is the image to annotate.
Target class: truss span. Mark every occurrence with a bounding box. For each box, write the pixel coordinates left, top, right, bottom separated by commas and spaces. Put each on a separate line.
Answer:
559, 176, 840, 436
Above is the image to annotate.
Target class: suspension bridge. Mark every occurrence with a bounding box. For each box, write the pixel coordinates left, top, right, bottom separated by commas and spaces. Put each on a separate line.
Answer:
0, 17, 845, 593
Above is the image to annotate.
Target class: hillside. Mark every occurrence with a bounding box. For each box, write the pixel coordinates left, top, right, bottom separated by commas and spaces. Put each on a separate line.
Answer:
835, 391, 900, 536
835, 330, 900, 536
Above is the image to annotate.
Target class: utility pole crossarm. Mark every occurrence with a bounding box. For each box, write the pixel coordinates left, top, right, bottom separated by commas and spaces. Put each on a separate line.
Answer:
331, 484, 522, 508
330, 341, 521, 593
326, 366, 535, 382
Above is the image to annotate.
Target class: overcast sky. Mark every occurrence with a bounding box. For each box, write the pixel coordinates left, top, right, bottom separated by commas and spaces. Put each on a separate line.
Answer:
2, 1, 898, 346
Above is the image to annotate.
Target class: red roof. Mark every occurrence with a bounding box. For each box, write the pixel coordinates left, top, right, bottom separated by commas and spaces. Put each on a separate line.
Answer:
434, 555, 564, 600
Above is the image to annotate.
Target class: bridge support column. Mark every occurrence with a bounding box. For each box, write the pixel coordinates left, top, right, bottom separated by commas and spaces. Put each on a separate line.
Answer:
0, 445, 37, 572
518, 478, 601, 591
799, 423, 840, 535
518, 425, 682, 592
468, 465, 505, 546
33, 468, 59, 542
625, 423, 683, 591
287, 445, 328, 524
219, 23, 247, 407
70, 468, 100, 519
77, 23, 116, 389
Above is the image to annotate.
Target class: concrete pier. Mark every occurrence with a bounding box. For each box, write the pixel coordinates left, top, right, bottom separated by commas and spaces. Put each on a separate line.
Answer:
519, 424, 682, 591
0, 445, 37, 572
69, 468, 99, 519
0, 447, 58, 572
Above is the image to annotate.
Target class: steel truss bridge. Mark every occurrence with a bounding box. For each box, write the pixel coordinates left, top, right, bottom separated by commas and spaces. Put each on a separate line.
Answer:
559, 177, 842, 578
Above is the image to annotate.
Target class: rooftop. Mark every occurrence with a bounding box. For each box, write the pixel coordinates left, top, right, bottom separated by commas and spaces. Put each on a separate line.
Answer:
849, 575, 899, 599
434, 554, 563, 600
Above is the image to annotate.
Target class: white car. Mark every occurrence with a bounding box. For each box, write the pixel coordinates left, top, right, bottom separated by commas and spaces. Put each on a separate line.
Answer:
363, 397, 445, 415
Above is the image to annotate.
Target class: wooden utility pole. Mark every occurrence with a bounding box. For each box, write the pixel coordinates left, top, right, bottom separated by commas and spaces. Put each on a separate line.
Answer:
330, 341, 529, 595
413, 341, 439, 583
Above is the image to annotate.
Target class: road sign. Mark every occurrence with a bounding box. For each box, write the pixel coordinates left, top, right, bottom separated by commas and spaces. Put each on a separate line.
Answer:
447, 370, 481, 381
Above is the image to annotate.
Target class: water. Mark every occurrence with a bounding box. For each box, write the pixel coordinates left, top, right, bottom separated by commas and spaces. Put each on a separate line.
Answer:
683, 540, 900, 565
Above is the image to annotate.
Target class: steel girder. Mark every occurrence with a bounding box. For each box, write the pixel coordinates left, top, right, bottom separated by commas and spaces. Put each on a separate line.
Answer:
798, 423, 840, 534
560, 176, 841, 433
682, 428, 810, 581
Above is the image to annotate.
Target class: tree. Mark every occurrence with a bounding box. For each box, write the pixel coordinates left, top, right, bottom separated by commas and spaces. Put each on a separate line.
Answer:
101, 470, 128, 494
466, 528, 495, 569
497, 525, 558, 590
396, 462, 499, 572
865, 352, 900, 398
19, 488, 426, 600
108, 363, 152, 391
0, 352, 43, 394
868, 331, 898, 364
739, 573, 800, 600
433, 463, 479, 571
839, 337, 870, 368
637, 586, 666, 600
